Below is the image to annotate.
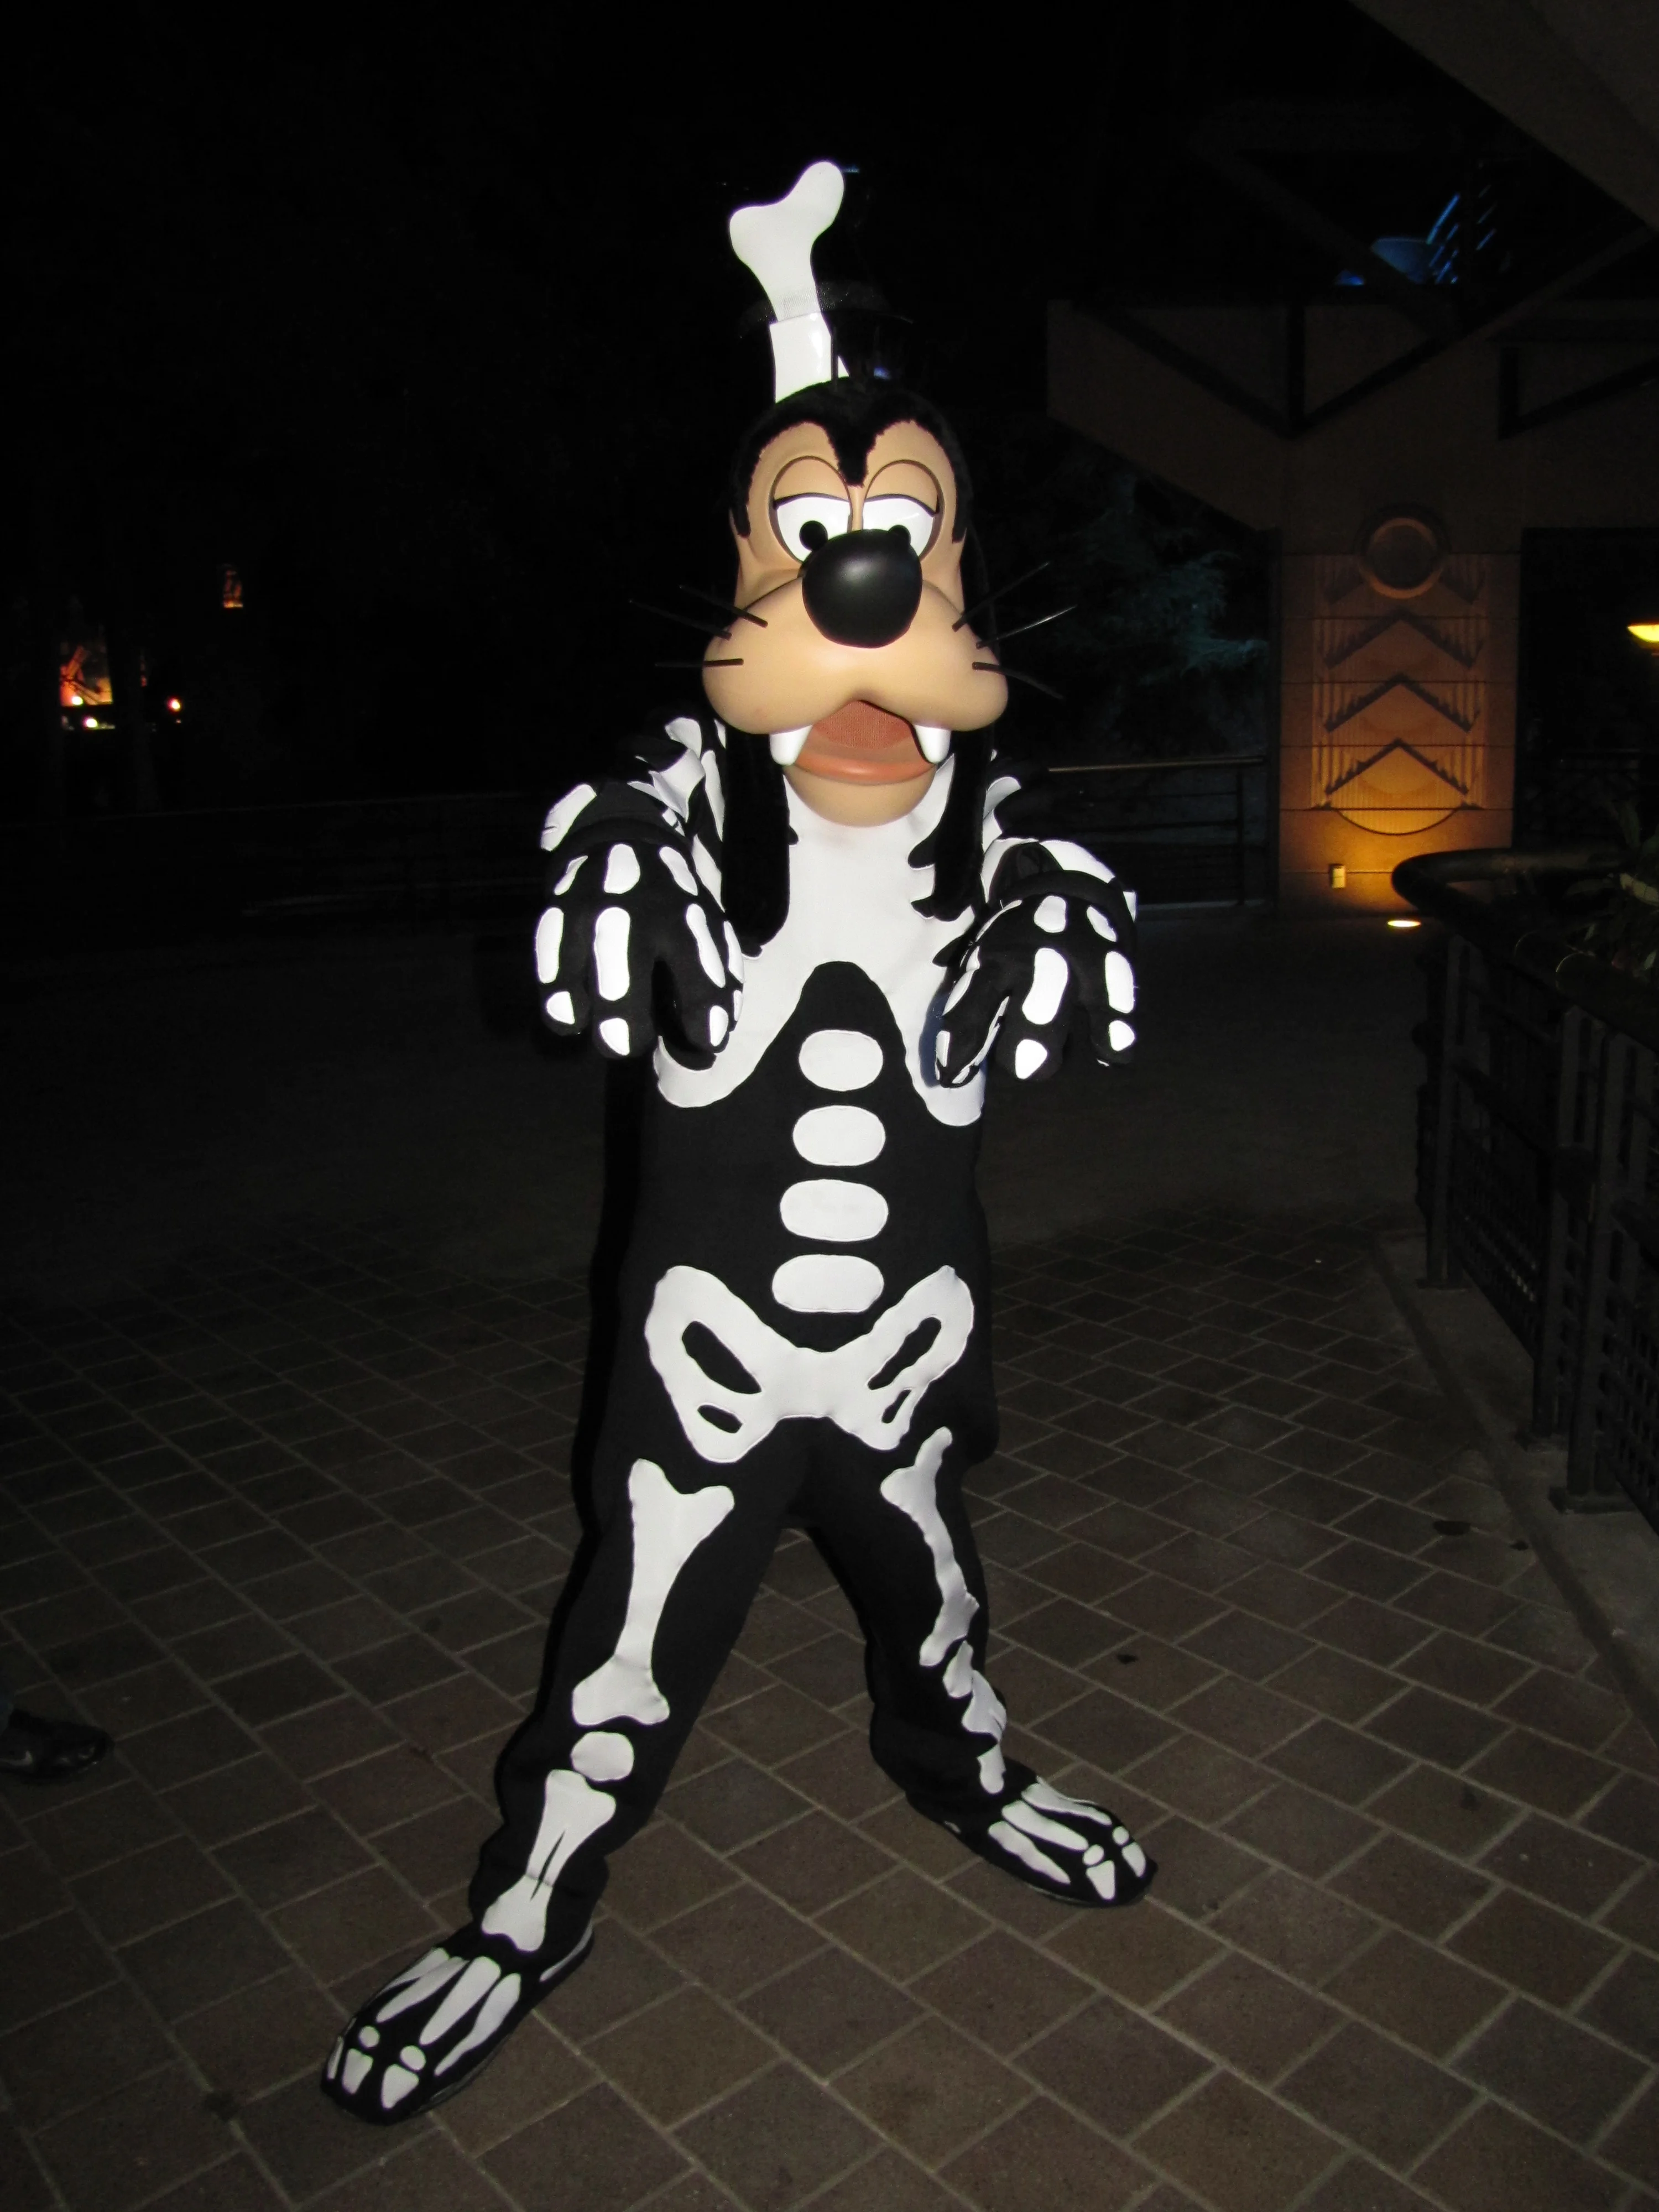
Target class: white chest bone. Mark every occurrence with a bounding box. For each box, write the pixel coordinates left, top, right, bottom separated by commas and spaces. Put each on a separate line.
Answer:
644, 1264, 974, 1466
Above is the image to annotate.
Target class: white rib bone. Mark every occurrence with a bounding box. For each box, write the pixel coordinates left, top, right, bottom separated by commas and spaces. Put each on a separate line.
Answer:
572, 1459, 734, 1725
880, 1430, 977, 1664
729, 163, 844, 401
645, 1267, 973, 1464
481, 1769, 618, 1954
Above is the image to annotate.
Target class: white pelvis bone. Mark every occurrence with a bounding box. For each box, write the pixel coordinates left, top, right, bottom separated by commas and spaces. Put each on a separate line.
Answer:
645, 1265, 973, 1466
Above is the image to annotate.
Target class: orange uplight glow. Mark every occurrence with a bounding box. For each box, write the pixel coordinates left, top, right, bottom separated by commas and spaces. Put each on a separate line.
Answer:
1388, 917, 1422, 930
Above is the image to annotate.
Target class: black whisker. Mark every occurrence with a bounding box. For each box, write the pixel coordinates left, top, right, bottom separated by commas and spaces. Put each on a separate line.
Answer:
953, 559, 1051, 633
680, 584, 766, 629
973, 661, 1063, 700
994, 604, 1076, 642
658, 658, 744, 669
630, 599, 727, 637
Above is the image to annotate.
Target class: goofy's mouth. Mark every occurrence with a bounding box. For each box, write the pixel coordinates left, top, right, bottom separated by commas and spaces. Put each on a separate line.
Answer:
770, 702, 951, 779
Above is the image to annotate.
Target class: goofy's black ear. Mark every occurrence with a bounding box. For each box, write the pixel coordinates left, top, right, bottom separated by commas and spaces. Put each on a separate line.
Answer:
719, 735, 792, 952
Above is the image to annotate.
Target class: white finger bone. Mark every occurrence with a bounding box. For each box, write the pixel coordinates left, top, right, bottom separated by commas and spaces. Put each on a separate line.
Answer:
593, 907, 630, 1001
540, 784, 597, 852
604, 844, 641, 894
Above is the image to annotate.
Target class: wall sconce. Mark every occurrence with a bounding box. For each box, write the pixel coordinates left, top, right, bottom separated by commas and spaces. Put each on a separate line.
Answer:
1329, 863, 1347, 889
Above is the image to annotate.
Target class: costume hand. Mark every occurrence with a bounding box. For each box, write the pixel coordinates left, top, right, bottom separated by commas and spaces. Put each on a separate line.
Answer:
535, 836, 743, 1060
933, 888, 1136, 1086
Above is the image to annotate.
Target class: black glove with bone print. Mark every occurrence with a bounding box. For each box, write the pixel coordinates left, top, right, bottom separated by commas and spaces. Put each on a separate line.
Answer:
933, 854, 1138, 1088
535, 782, 742, 1063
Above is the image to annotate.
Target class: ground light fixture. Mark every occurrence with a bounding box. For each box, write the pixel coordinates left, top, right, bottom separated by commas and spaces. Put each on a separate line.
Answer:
1630, 622, 1659, 648
1387, 917, 1422, 929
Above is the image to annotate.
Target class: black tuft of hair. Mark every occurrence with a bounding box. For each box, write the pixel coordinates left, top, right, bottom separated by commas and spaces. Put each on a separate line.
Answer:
729, 382, 973, 542
718, 733, 793, 952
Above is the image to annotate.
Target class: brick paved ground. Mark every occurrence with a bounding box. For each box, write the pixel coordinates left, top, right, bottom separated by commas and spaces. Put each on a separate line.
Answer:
2, 1209, 1657, 2212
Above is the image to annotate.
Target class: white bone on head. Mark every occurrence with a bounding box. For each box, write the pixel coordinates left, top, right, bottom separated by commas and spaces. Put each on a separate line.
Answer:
728, 161, 845, 401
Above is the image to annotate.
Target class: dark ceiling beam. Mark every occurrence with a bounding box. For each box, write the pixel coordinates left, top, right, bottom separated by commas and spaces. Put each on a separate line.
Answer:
1186, 127, 1460, 342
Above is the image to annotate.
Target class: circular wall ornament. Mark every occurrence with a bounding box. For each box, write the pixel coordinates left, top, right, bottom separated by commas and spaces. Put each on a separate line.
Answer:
1355, 507, 1447, 599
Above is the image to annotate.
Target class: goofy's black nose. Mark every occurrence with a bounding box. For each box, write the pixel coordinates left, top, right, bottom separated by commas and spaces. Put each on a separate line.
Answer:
800, 526, 923, 648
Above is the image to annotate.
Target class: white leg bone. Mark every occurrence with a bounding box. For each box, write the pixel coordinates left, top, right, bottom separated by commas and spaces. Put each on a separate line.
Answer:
571, 1460, 734, 1726
644, 1265, 974, 1464
420, 1955, 503, 2047
880, 1432, 975, 1665
479, 1769, 618, 1954
373, 1951, 466, 2022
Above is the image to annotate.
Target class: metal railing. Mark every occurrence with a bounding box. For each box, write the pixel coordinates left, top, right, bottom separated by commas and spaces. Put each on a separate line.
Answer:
1049, 754, 1269, 906
1397, 846, 1659, 1527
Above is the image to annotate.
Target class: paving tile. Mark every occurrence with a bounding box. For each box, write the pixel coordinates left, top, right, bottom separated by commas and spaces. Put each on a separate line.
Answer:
73, 1832, 232, 1943
1579, 1950, 1659, 2062
1157, 1949, 1341, 2081
773, 1732, 898, 1821
588, 1986, 772, 2125
1364, 1766, 1517, 1859
1296, 2165, 1439, 2212
1168, 1674, 1308, 1756
1467, 1729, 1619, 1818
1583, 1771, 1659, 1859
677, 2064, 877, 2211
669, 1759, 809, 1852
1134, 2070, 1339, 2212
17, 1777, 182, 1875
1326, 1831, 1491, 1939
546, 1919, 686, 2039
1458, 1995, 1645, 2143
164, 1754, 317, 1847
1220, 1779, 1377, 1877
1478, 1812, 1640, 1914
1038, 1686, 1177, 1772
1141, 1815, 1267, 1919
1391, 1632, 1528, 1708
33, 2063, 236, 2212
1264, 1718, 1408, 1805
214, 1804, 373, 1906
1120, 1731, 1267, 1823
911, 1929, 1092, 2053
1209, 1867, 1379, 1981
236, 2070, 404, 2202
820, 1867, 988, 1983
939, 2095, 1149, 2212
1601, 2074, 1659, 2188
1259, 1644, 1400, 1723
1444, 1885, 1618, 2008
1086, 1637, 1219, 1712
1413, 2100, 1626, 2212
121, 1705, 260, 1791
733, 1809, 891, 1916
270, 1864, 437, 1984
170, 1964, 341, 2101
437, 2008, 597, 2154
740, 1944, 919, 2075
309, 2132, 510, 2211
1604, 1866, 1659, 1951
1023, 1987, 1211, 2134
836, 2016, 1027, 2164
0, 1911, 115, 2033
139, 2154, 286, 2211
1322, 1928, 1507, 2055
653, 1885, 824, 1999
1045, 1898, 1222, 2005
1281, 2019, 1475, 2169
374, 1794, 495, 1896
0, 1980, 174, 2127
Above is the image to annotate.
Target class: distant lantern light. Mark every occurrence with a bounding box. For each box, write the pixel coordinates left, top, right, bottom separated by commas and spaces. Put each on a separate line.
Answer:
1629, 622, 1659, 648
166, 696, 182, 713
220, 563, 244, 611
68, 692, 82, 706
1387, 917, 1422, 930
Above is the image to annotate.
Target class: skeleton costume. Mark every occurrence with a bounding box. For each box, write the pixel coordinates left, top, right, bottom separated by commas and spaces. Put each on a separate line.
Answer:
323, 166, 1153, 2128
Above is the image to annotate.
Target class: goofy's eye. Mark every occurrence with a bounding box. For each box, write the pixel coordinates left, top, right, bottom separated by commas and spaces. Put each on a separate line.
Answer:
860, 495, 938, 556
774, 494, 852, 561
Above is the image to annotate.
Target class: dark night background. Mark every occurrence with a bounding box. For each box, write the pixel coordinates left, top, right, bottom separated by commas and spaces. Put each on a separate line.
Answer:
3, 2, 1651, 833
